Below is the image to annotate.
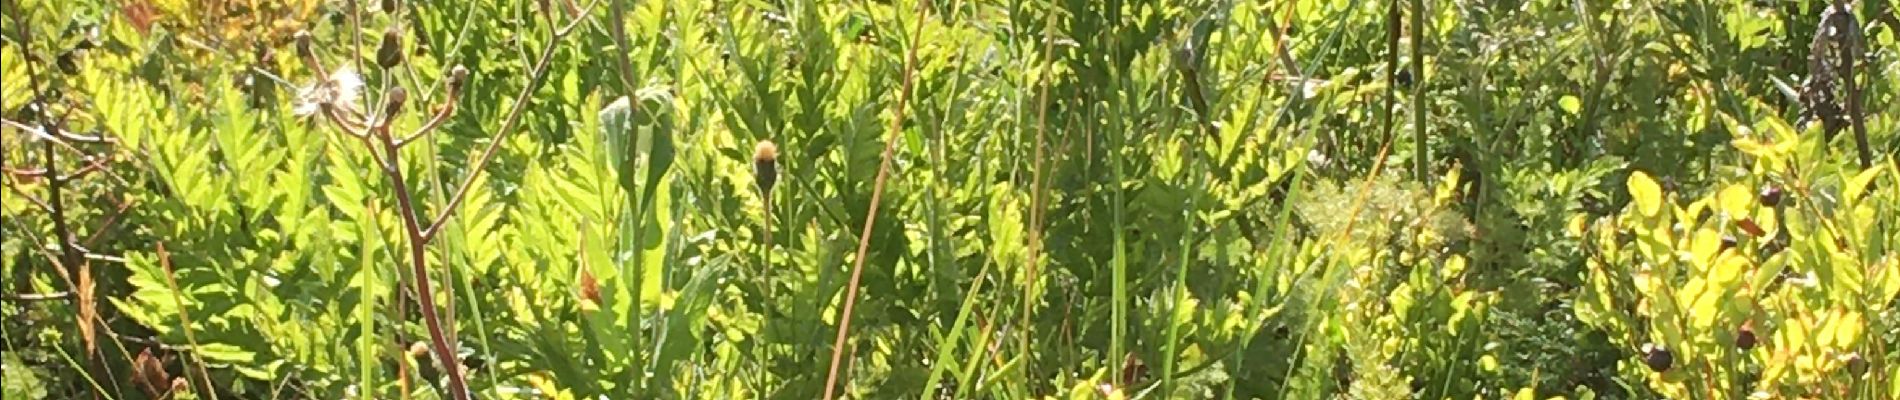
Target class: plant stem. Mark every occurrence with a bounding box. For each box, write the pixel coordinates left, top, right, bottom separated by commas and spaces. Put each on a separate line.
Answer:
821, 1, 928, 398
375, 128, 470, 400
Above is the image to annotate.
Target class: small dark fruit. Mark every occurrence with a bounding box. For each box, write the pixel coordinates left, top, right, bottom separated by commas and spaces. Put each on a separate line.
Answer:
1846, 353, 1867, 377
1759, 185, 1782, 207
1643, 345, 1674, 372
1735, 326, 1756, 350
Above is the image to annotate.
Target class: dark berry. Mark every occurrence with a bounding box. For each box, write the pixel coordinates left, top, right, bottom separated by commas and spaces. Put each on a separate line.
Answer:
1759, 185, 1782, 206
1735, 327, 1756, 350
1644, 345, 1674, 372
1846, 354, 1867, 377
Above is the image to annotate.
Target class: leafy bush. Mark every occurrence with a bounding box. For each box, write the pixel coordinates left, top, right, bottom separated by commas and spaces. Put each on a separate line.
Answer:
1, 0, 1894, 399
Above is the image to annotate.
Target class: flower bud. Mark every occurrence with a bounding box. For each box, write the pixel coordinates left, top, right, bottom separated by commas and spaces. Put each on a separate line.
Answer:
408, 341, 429, 359
382, 87, 407, 120
753, 140, 779, 194
377, 26, 403, 69
294, 30, 315, 60
448, 65, 469, 94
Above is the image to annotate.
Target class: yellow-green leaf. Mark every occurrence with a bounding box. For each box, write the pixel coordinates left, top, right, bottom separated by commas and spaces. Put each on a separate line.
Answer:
1628, 171, 1664, 217
1844, 165, 1884, 202
1717, 184, 1753, 217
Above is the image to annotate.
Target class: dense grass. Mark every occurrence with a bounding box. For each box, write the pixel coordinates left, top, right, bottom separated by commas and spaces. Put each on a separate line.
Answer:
3, 0, 1897, 399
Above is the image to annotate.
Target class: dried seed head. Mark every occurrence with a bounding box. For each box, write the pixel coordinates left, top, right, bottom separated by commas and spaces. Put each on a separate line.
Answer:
294, 30, 315, 59
408, 341, 429, 359
382, 87, 407, 120
753, 140, 779, 194
133, 347, 170, 396
448, 65, 469, 93
377, 26, 403, 69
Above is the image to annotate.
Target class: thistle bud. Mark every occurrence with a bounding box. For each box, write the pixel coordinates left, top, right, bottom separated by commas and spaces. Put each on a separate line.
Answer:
382, 87, 407, 120
448, 65, 469, 94
753, 140, 778, 194
294, 30, 315, 60
408, 341, 429, 359
376, 26, 403, 69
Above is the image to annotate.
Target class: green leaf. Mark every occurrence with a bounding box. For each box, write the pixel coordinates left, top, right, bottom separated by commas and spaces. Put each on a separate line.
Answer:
1843, 165, 1883, 202
1559, 95, 1582, 115
1628, 171, 1663, 217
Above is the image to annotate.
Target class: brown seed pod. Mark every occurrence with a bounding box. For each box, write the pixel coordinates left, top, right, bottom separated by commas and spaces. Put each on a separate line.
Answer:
377, 26, 403, 69
132, 347, 170, 397
753, 140, 778, 194
448, 65, 469, 94
408, 341, 430, 359
1118, 352, 1148, 386
382, 87, 407, 121
294, 31, 315, 60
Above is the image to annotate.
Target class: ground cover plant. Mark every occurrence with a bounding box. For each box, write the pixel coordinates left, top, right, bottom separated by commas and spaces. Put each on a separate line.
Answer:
2, 0, 1897, 399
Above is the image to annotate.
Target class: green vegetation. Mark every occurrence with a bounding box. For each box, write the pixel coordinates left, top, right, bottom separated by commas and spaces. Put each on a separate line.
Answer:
3, 0, 1896, 399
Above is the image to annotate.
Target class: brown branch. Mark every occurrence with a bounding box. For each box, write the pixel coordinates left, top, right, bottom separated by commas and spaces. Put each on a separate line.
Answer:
1, 291, 72, 301
288, 2, 603, 398
822, 2, 930, 399
421, 2, 597, 240
82, 196, 137, 247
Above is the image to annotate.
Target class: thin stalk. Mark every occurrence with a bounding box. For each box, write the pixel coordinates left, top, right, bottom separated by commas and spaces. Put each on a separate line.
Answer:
373, 125, 470, 400
155, 243, 220, 400
1019, 0, 1060, 383
820, 1, 929, 398
1409, 0, 1427, 181
1378, 0, 1401, 158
